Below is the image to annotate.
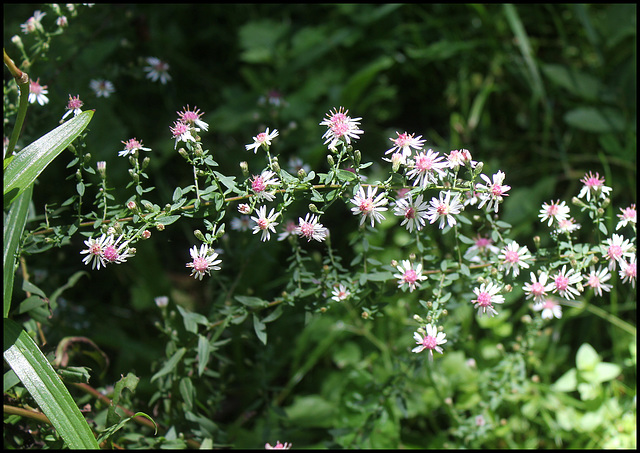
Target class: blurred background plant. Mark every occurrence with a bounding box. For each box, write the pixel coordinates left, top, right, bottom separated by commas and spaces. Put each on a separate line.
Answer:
3, 3, 635, 449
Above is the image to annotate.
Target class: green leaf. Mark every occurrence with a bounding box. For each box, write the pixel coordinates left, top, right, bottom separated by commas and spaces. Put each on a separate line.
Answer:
235, 295, 269, 308
253, 313, 267, 345
563, 107, 626, 133
4, 184, 33, 318
150, 347, 186, 382
3, 318, 99, 449
4, 110, 94, 205
576, 343, 600, 371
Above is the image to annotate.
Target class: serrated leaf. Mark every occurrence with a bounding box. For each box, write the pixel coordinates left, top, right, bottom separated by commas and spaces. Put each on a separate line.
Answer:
4, 110, 94, 205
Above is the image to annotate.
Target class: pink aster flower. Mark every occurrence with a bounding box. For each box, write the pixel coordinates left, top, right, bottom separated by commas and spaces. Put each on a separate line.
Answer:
616, 204, 637, 231
186, 244, 222, 280
393, 260, 427, 292
251, 205, 279, 242
143, 57, 172, 84
583, 266, 612, 297
170, 120, 195, 149
577, 171, 612, 202
89, 79, 115, 98
446, 149, 476, 169
533, 298, 563, 320
393, 193, 429, 233
619, 256, 636, 288
475, 170, 511, 213
245, 128, 279, 153
498, 241, 533, 277
385, 131, 425, 160
426, 191, 463, 229
251, 170, 280, 202
412, 324, 447, 361
349, 186, 388, 227
21, 10, 46, 34
177, 105, 209, 131
265, 441, 291, 450
523, 271, 554, 303
62, 95, 84, 121
102, 235, 135, 265
405, 149, 448, 188
602, 234, 634, 271
555, 217, 581, 235
80, 233, 111, 270
464, 234, 500, 263
28, 78, 49, 105
119, 137, 151, 157
319, 106, 363, 151
295, 213, 328, 242
471, 281, 505, 317
238, 203, 251, 215
331, 283, 351, 302
551, 265, 583, 300
539, 199, 570, 227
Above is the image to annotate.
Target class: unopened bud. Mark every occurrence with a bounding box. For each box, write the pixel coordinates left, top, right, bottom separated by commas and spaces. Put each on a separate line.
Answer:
127, 200, 137, 210
194, 229, 205, 241
473, 161, 484, 176
83, 153, 92, 165
178, 148, 189, 160
327, 155, 335, 167
533, 236, 540, 248
297, 167, 307, 179
75, 169, 82, 181
141, 156, 151, 171
353, 150, 361, 166
142, 230, 151, 239
270, 158, 280, 174
156, 223, 165, 231
215, 224, 226, 239
309, 203, 319, 214
240, 161, 249, 177
361, 311, 369, 319
97, 161, 106, 177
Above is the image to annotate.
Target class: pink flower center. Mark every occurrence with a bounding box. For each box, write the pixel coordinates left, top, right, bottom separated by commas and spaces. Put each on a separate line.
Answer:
89, 244, 102, 256
403, 269, 418, 284
124, 138, 142, 150
420, 334, 438, 350
475, 292, 492, 307
257, 219, 269, 230
103, 246, 119, 262
256, 132, 267, 143
547, 204, 560, 215
252, 176, 266, 193
415, 154, 433, 171
531, 282, 545, 296
394, 133, 411, 147
359, 198, 374, 214
192, 256, 209, 272
475, 237, 491, 248
607, 245, 622, 260
582, 174, 604, 188
436, 203, 449, 216
491, 184, 505, 197
300, 223, 314, 237
587, 274, 600, 287
331, 122, 349, 138
171, 121, 189, 138
554, 275, 569, 292
30, 81, 45, 94
504, 250, 519, 263
404, 207, 416, 219
67, 96, 83, 110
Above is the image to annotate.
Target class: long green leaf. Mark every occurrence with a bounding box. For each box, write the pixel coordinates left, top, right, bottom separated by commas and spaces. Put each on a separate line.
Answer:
3, 184, 33, 318
3, 110, 94, 205
3, 318, 99, 449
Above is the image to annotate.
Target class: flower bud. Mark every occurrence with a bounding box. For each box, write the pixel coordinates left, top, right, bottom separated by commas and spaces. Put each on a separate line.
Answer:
156, 223, 165, 231
75, 169, 82, 181
178, 148, 189, 160
240, 161, 249, 177
297, 167, 307, 179
353, 149, 361, 166
215, 224, 226, 239
533, 236, 540, 248
327, 155, 335, 167
361, 311, 369, 319
270, 157, 280, 174
83, 153, 92, 165
97, 161, 106, 178
309, 203, 319, 214
141, 156, 151, 171
127, 200, 137, 210
194, 229, 205, 241
142, 230, 151, 239
473, 161, 484, 176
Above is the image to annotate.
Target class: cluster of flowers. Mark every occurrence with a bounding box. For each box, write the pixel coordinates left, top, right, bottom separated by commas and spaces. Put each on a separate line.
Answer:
76, 101, 636, 366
